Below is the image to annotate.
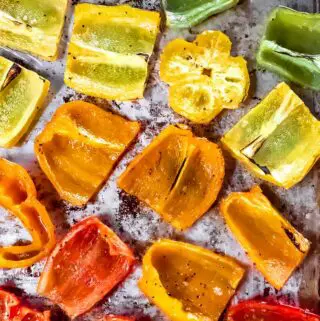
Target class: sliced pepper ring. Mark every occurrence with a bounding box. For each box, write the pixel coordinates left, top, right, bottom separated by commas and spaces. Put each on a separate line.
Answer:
0, 158, 55, 269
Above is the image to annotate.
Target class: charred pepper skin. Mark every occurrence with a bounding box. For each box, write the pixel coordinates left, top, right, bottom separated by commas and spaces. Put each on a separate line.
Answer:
0, 158, 55, 269
221, 186, 310, 290
162, 0, 240, 28
257, 6, 320, 90
139, 239, 245, 321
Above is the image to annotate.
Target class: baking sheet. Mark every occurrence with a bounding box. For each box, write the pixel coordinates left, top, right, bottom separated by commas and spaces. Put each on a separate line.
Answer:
0, 0, 319, 320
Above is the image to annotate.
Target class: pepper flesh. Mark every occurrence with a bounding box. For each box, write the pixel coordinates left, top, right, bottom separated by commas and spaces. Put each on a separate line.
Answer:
35, 101, 140, 206
220, 186, 310, 290
0, 56, 50, 148
160, 31, 250, 123
226, 300, 320, 321
139, 239, 245, 321
0, 158, 55, 269
257, 7, 320, 90
222, 82, 320, 188
0, 0, 68, 61
0, 288, 50, 321
37, 216, 135, 319
163, 0, 240, 28
65, 4, 160, 101
118, 125, 225, 230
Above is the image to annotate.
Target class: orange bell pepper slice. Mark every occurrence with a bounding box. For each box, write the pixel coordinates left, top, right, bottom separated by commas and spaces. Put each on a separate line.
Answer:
35, 101, 140, 206
118, 125, 225, 230
220, 186, 310, 290
0, 288, 50, 321
139, 239, 245, 321
37, 216, 135, 319
0, 158, 55, 269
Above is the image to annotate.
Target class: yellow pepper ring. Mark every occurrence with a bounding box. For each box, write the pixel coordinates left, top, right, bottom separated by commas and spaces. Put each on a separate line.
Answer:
0, 158, 55, 268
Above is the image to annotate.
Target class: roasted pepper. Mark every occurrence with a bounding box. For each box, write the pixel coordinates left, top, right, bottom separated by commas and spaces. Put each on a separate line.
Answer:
163, 0, 240, 28
222, 82, 320, 188
0, 288, 50, 321
0, 56, 50, 148
160, 31, 249, 123
35, 101, 140, 206
257, 7, 320, 90
118, 125, 225, 230
37, 216, 135, 318
65, 4, 160, 101
220, 186, 310, 290
0, 158, 55, 269
103, 316, 135, 321
0, 0, 68, 61
226, 300, 320, 321
139, 239, 245, 321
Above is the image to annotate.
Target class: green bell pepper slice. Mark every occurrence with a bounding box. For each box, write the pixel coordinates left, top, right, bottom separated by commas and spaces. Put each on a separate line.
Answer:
257, 6, 320, 90
162, 0, 239, 28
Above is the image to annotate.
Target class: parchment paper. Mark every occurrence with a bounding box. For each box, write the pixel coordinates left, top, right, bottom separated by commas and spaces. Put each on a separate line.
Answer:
0, 0, 319, 320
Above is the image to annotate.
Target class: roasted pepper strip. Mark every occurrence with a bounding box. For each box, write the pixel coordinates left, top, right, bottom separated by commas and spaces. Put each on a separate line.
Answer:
226, 300, 320, 321
160, 31, 249, 123
35, 101, 140, 206
163, 0, 240, 28
37, 216, 135, 319
0, 0, 68, 61
222, 82, 320, 188
257, 7, 320, 90
0, 158, 55, 269
0, 288, 50, 321
220, 186, 310, 290
0, 56, 50, 148
139, 239, 245, 321
103, 316, 135, 321
118, 125, 225, 230
65, 4, 160, 101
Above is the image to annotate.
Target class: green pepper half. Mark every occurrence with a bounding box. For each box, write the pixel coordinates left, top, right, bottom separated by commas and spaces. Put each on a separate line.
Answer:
162, 0, 239, 29
257, 6, 320, 90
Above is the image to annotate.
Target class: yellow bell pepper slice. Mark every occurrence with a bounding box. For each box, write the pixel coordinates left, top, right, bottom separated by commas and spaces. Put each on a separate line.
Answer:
0, 158, 55, 268
118, 125, 225, 230
220, 186, 310, 290
222, 82, 320, 188
35, 101, 140, 206
0, 56, 50, 148
65, 4, 160, 101
139, 239, 245, 321
0, 0, 68, 61
160, 30, 249, 123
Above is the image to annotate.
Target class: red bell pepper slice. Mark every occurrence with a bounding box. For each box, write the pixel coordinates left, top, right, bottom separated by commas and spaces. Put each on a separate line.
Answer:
0, 289, 50, 321
37, 216, 135, 318
226, 300, 320, 321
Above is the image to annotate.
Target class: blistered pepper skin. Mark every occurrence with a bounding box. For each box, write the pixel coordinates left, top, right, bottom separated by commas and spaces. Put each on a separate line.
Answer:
0, 56, 50, 148
257, 6, 320, 90
0, 0, 68, 61
38, 216, 135, 318
35, 101, 140, 206
65, 4, 160, 101
163, 0, 240, 28
160, 31, 250, 123
222, 82, 320, 188
139, 239, 245, 321
0, 158, 55, 269
221, 186, 310, 290
118, 125, 225, 230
